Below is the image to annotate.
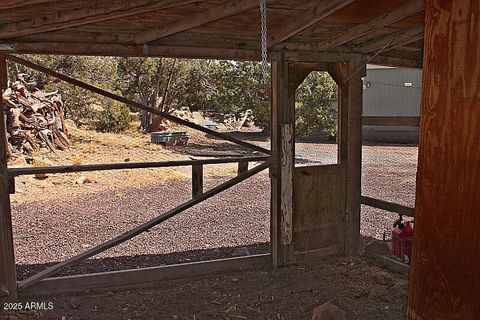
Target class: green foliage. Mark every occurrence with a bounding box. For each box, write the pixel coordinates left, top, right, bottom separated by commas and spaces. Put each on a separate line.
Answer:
9, 55, 337, 136
295, 72, 338, 139
95, 99, 131, 133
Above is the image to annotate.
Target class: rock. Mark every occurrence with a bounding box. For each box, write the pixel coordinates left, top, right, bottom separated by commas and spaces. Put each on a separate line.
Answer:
76, 176, 93, 184
34, 173, 48, 180
311, 301, 346, 320
124, 158, 131, 162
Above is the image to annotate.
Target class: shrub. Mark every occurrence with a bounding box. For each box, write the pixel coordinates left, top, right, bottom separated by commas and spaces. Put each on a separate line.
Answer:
95, 100, 131, 133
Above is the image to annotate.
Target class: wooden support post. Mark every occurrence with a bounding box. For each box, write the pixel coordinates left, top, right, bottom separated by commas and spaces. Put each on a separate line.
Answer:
237, 161, 248, 175
0, 53, 17, 301
270, 53, 312, 267
191, 164, 203, 198
408, 1, 480, 318
336, 57, 364, 256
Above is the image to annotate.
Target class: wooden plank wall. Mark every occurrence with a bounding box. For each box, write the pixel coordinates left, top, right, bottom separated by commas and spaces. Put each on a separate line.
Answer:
293, 165, 341, 254
408, 0, 480, 318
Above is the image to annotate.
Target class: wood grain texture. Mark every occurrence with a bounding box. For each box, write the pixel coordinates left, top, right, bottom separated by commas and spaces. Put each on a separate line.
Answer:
0, 0, 196, 39
293, 165, 341, 253
408, 1, 480, 319
280, 124, 293, 246
0, 1, 424, 67
0, 54, 17, 301
270, 55, 316, 266
317, 0, 425, 50
336, 58, 364, 256
22, 254, 271, 296
269, 0, 355, 46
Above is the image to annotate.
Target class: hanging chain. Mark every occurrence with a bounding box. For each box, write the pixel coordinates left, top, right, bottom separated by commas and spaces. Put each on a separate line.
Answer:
259, 0, 268, 85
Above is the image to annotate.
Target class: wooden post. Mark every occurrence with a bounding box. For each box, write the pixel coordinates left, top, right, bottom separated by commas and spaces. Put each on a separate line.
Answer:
0, 53, 17, 301
336, 57, 364, 256
191, 164, 203, 198
270, 50, 294, 267
237, 161, 248, 175
270, 53, 313, 266
408, 1, 480, 318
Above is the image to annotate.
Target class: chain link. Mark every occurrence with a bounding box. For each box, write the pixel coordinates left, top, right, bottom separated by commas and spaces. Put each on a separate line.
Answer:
259, 0, 268, 85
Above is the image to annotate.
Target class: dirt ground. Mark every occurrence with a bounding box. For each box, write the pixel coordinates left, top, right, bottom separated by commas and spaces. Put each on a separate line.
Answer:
5, 126, 417, 320
2, 256, 408, 320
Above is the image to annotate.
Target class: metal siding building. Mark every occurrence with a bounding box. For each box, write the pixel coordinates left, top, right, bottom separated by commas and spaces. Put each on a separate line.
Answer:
362, 65, 422, 143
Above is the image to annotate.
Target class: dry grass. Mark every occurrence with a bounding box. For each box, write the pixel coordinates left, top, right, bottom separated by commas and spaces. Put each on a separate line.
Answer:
9, 125, 251, 205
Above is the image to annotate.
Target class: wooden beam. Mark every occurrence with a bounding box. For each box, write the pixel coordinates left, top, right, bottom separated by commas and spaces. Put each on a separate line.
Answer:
408, 0, 480, 318
0, 0, 57, 10
356, 26, 424, 53
316, 0, 425, 51
8, 41, 262, 61
134, 0, 265, 44
21, 254, 271, 296
270, 55, 313, 267
8, 156, 269, 177
362, 116, 420, 127
370, 55, 423, 69
0, 0, 196, 39
270, 51, 291, 267
361, 196, 414, 217
337, 57, 364, 256
0, 53, 17, 301
269, 0, 355, 46
18, 161, 270, 291
7, 54, 270, 155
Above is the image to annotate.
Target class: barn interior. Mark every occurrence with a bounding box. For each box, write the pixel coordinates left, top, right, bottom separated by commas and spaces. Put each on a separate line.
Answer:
0, 0, 478, 319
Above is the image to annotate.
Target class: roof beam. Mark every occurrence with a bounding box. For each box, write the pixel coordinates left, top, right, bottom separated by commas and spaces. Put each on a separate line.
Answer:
0, 0, 196, 39
134, 0, 267, 44
356, 25, 424, 53
0, 0, 58, 10
269, 0, 355, 47
316, 0, 425, 51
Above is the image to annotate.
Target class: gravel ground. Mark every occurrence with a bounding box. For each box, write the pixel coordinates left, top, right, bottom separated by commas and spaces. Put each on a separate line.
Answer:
7, 143, 417, 320
11, 143, 417, 278
12, 173, 271, 279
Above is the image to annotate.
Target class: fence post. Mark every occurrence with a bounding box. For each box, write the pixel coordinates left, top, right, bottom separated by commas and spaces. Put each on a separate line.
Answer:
192, 164, 203, 198
0, 53, 17, 301
237, 161, 248, 175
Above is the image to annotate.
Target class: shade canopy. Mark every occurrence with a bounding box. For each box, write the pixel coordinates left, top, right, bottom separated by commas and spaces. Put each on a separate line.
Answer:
0, 0, 424, 65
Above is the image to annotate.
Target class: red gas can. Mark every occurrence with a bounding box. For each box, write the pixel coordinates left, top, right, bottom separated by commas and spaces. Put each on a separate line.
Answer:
392, 220, 414, 263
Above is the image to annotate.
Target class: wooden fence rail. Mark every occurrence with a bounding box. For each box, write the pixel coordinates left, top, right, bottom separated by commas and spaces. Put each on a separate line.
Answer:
18, 161, 271, 291
361, 196, 414, 217
8, 156, 269, 177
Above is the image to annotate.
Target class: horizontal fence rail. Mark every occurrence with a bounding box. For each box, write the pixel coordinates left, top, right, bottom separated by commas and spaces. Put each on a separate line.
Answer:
8, 156, 270, 177
18, 161, 271, 291
361, 196, 414, 217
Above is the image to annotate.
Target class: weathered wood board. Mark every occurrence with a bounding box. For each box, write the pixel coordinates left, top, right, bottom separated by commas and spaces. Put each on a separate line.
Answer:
408, 0, 480, 318
293, 165, 342, 254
